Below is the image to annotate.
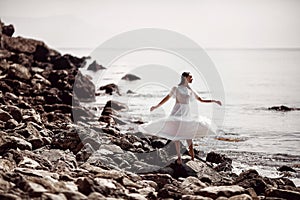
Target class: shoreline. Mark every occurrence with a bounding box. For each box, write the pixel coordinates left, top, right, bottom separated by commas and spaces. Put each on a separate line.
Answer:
0, 20, 299, 199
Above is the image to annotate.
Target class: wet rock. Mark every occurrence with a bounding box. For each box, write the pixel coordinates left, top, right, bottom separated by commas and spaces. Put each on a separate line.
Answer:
151, 138, 170, 149
206, 152, 232, 164
268, 105, 300, 112
121, 73, 141, 81
87, 60, 106, 71
233, 169, 267, 195
278, 165, 297, 173
127, 89, 135, 94
104, 100, 128, 111
99, 83, 120, 95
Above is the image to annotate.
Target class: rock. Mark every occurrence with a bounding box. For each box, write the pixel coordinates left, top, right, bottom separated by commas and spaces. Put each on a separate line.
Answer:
0, 158, 16, 172
5, 119, 18, 129
7, 63, 31, 81
2, 34, 54, 55
99, 83, 120, 95
268, 105, 300, 112
87, 60, 106, 71
140, 173, 174, 189
18, 157, 41, 169
265, 188, 300, 200
121, 73, 141, 81
2, 23, 15, 37
195, 185, 245, 199
41, 193, 68, 200
87, 192, 105, 199
52, 55, 75, 70
151, 138, 170, 149
0, 135, 32, 153
159, 159, 223, 183
228, 194, 252, 200
99, 144, 124, 154
233, 169, 267, 195
125, 193, 148, 200
63, 54, 86, 68
51, 129, 83, 154
0, 109, 13, 122
61, 191, 87, 200
182, 195, 213, 200
33, 44, 50, 62
180, 176, 207, 195
77, 177, 125, 197
206, 152, 232, 164
127, 90, 135, 94
104, 100, 128, 111
157, 183, 182, 199
73, 71, 96, 102
278, 165, 297, 173
1, 105, 23, 122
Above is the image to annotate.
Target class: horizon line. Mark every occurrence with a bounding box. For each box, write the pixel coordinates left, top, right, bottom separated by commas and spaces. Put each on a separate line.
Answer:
56, 47, 300, 51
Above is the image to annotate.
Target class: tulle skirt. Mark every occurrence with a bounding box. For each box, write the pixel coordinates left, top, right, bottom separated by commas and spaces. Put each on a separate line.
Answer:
138, 103, 216, 140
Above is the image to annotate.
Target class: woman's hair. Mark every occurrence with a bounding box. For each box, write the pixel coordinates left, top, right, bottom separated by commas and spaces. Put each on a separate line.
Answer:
178, 72, 191, 89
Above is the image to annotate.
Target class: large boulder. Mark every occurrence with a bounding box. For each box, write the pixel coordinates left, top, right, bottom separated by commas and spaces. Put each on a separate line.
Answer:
73, 71, 96, 102
87, 60, 106, 71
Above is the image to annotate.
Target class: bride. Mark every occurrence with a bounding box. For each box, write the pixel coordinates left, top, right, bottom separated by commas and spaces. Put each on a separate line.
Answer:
138, 72, 222, 165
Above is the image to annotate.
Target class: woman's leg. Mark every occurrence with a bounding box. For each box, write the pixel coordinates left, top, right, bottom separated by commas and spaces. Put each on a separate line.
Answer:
174, 141, 182, 164
186, 139, 194, 160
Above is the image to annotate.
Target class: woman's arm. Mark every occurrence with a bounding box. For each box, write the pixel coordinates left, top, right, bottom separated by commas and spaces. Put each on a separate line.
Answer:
192, 89, 222, 106
150, 95, 171, 111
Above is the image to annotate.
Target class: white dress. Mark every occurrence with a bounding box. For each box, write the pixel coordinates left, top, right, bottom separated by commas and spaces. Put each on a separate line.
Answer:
138, 85, 215, 140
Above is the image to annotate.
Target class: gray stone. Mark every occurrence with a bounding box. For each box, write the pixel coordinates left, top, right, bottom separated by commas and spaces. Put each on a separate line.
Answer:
195, 185, 245, 199
0, 109, 13, 122
228, 194, 252, 200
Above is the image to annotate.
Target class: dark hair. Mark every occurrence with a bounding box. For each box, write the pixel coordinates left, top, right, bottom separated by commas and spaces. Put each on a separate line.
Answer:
181, 72, 190, 77
178, 71, 191, 89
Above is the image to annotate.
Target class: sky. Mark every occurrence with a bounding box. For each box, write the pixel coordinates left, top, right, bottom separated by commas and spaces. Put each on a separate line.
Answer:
0, 0, 300, 49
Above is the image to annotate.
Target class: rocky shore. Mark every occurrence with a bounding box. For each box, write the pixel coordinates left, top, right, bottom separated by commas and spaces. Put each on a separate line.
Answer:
0, 20, 299, 200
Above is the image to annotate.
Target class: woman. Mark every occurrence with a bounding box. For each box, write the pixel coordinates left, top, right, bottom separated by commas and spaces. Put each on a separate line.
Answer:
139, 72, 222, 165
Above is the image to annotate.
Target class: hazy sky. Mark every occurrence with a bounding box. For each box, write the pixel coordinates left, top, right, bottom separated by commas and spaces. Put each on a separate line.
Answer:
1, 0, 300, 49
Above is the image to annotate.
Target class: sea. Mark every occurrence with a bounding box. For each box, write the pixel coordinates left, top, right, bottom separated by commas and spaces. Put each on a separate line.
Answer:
59, 47, 300, 185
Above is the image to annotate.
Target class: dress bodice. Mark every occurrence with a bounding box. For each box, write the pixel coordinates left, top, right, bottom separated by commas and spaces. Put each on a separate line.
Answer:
169, 85, 194, 104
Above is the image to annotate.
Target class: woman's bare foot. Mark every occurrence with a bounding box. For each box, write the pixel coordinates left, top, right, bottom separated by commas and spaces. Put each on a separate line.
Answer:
175, 158, 182, 165
188, 145, 195, 161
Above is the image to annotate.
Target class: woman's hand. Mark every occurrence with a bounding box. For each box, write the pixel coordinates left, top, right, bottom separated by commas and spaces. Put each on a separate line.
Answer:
150, 105, 158, 111
214, 100, 222, 106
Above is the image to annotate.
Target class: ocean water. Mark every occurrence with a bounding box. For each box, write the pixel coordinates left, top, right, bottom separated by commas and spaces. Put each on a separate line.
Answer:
59, 48, 300, 184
